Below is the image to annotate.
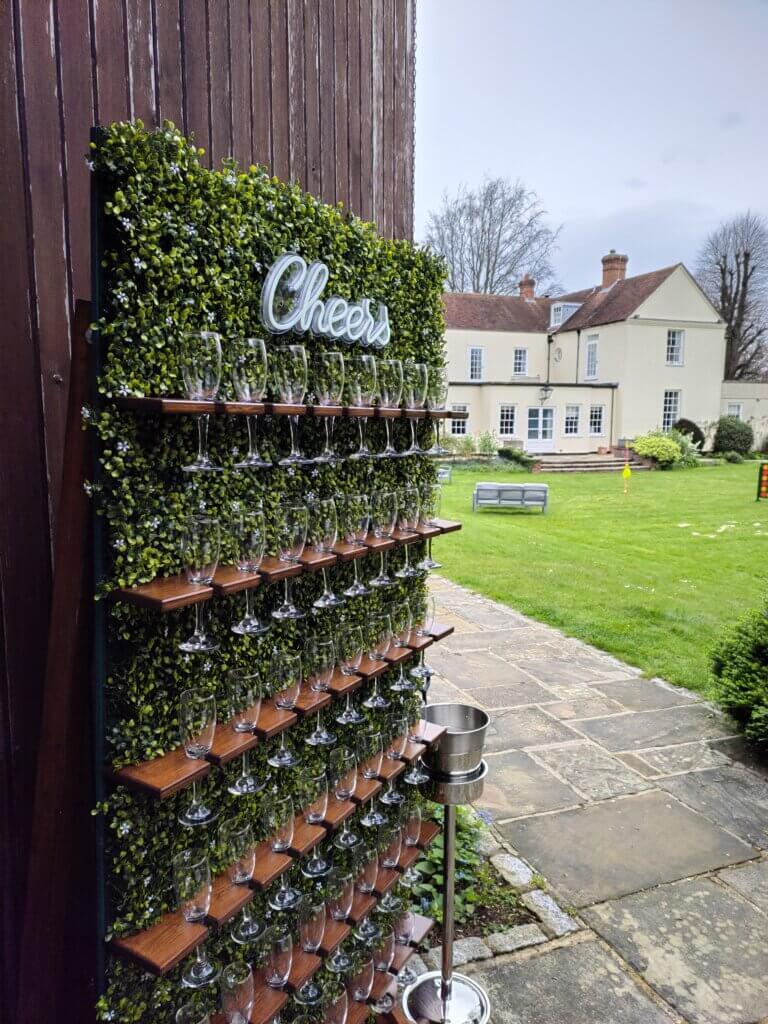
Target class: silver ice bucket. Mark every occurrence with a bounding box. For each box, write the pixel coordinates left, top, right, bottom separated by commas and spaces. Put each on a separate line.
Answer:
421, 703, 490, 777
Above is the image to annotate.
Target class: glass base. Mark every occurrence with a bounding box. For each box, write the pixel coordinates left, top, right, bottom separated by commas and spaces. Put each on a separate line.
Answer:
361, 809, 388, 828
327, 950, 353, 974
182, 458, 223, 474
363, 692, 391, 711
234, 454, 272, 469
295, 978, 324, 1005
379, 789, 405, 806
228, 773, 266, 796
269, 886, 303, 911
344, 581, 371, 598
375, 446, 399, 459
267, 748, 300, 768
426, 445, 451, 457
356, 919, 382, 943
395, 566, 420, 579
313, 592, 345, 609
178, 634, 218, 654
369, 574, 393, 588
181, 956, 221, 988
306, 728, 337, 746
278, 452, 313, 467
231, 916, 267, 945
404, 767, 430, 785
178, 802, 219, 827
333, 829, 361, 850
379, 893, 403, 914
336, 706, 366, 726
418, 556, 442, 571
347, 448, 372, 461
301, 856, 332, 879
231, 616, 271, 636
390, 676, 417, 693
272, 604, 305, 621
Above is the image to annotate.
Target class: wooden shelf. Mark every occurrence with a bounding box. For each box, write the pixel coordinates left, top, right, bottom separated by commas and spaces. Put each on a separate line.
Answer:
396, 844, 421, 873
298, 548, 337, 572
378, 758, 406, 783
356, 655, 390, 680
254, 703, 298, 739
318, 910, 351, 955
206, 871, 254, 927
401, 739, 426, 763
322, 797, 357, 829
258, 555, 303, 583
403, 408, 429, 419
115, 396, 218, 415
328, 667, 362, 696
351, 775, 382, 804
417, 820, 441, 850
286, 950, 322, 992
263, 402, 307, 416
391, 528, 421, 546
112, 574, 213, 612
405, 630, 433, 652
419, 720, 447, 746
383, 646, 412, 668
362, 533, 396, 553
332, 539, 369, 561
411, 523, 442, 540
115, 397, 468, 423
390, 943, 416, 973
217, 400, 267, 415
345, 998, 371, 1024
433, 518, 462, 534
427, 622, 454, 642
210, 565, 263, 596
410, 913, 435, 946
373, 867, 399, 897
369, 972, 398, 1006
250, 841, 293, 889
207, 721, 259, 766
108, 746, 209, 800
349, 891, 377, 925
108, 910, 208, 976
305, 404, 344, 417
374, 406, 402, 419
288, 814, 327, 856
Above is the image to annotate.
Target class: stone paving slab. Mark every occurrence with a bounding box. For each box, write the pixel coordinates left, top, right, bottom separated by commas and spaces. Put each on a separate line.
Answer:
463, 939, 677, 1024
468, 679, 554, 709
426, 647, 540, 689
584, 877, 768, 1024
440, 627, 547, 652
501, 790, 757, 906
545, 695, 625, 720
479, 750, 580, 819
718, 858, 768, 914
515, 659, 605, 685
574, 704, 735, 752
659, 766, 768, 849
530, 741, 653, 801
597, 677, 699, 711
618, 740, 732, 777
484, 707, 580, 753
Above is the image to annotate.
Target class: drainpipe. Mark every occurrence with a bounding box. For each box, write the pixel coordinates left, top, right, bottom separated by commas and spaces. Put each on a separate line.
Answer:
575, 329, 581, 383
609, 387, 615, 449
546, 334, 553, 382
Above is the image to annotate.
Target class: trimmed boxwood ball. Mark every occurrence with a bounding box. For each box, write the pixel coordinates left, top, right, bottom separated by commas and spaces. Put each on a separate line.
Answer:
711, 602, 768, 742
90, 121, 447, 1024
672, 417, 705, 450
713, 415, 753, 455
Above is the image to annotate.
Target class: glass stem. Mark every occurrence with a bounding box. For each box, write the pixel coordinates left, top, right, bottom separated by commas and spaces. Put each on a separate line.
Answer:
283, 578, 291, 605
385, 419, 393, 451
191, 778, 201, 807
289, 415, 301, 457
193, 602, 205, 638
244, 588, 253, 618
359, 419, 367, 451
197, 414, 209, 461
321, 567, 330, 596
379, 551, 385, 576
246, 413, 259, 458
195, 944, 206, 965
353, 560, 360, 586
409, 420, 417, 449
427, 537, 433, 561
241, 749, 250, 775
323, 418, 331, 454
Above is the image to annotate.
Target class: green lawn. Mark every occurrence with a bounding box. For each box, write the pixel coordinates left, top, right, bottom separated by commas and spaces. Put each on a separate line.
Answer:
435, 462, 768, 694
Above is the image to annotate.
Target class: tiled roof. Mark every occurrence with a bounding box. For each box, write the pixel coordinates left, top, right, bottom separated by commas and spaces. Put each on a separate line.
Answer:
443, 264, 681, 335
553, 265, 680, 333
442, 292, 553, 333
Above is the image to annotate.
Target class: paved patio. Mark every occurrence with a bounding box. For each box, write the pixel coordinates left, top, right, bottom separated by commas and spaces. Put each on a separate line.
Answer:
427, 575, 768, 1024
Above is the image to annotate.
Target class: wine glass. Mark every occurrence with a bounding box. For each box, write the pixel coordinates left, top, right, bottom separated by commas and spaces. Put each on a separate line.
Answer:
376, 358, 404, 458
227, 672, 263, 797
180, 515, 220, 653
264, 799, 302, 910
347, 354, 377, 460
349, 948, 375, 1002
338, 493, 371, 597
359, 732, 387, 828
178, 688, 218, 826
299, 895, 327, 952
265, 919, 293, 988
404, 712, 429, 785
379, 822, 403, 869
394, 908, 418, 987
392, 600, 412, 650
219, 817, 256, 884
404, 804, 422, 847
232, 336, 270, 469
313, 352, 345, 463
273, 505, 308, 620
306, 641, 337, 747
180, 331, 223, 473
371, 928, 396, 1011
415, 594, 437, 637
272, 651, 303, 711
309, 498, 344, 608
336, 626, 366, 726
173, 849, 220, 987
363, 614, 392, 711
175, 1004, 210, 1024
426, 365, 450, 456
231, 508, 270, 635
221, 961, 254, 1024
330, 746, 360, 850
323, 984, 349, 1024
272, 345, 309, 465
418, 483, 443, 570
302, 771, 332, 878
403, 360, 429, 455
328, 869, 354, 921
356, 842, 380, 895
398, 486, 421, 536
385, 715, 408, 761
369, 491, 397, 588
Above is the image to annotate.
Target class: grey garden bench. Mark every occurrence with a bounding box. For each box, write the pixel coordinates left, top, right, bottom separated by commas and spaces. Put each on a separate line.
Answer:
472, 481, 549, 513
437, 466, 452, 483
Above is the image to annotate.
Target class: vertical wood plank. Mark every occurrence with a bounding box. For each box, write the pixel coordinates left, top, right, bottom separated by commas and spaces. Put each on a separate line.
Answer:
346, 0, 361, 216
0, 2, 52, 1011
155, 0, 184, 126
302, 0, 320, 195
358, 0, 372, 222
403, 0, 415, 239
229, 0, 252, 166
57, 0, 95, 303
269, 0, 290, 181
381, 0, 393, 238
126, 0, 157, 123
18, 0, 72, 523
181, 0, 212, 162
250, 0, 272, 167
318, 0, 334, 203
92, 0, 131, 123
208, 0, 232, 164
286, 0, 305, 185
333, 0, 348, 210
392, 0, 407, 238
370, 0, 384, 232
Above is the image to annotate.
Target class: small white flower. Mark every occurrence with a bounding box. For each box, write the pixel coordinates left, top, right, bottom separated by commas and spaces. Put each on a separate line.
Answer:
81, 405, 92, 421
116, 440, 130, 453
223, 172, 237, 186
203, 660, 213, 672
83, 481, 94, 497
224, 245, 235, 258
266, 202, 275, 213
238, 226, 246, 238
112, 538, 126, 551
169, 162, 181, 175
132, 257, 143, 270
253, 261, 262, 272
114, 290, 128, 305
148, 516, 161, 530
120, 217, 132, 230
86, 159, 95, 172
165, 316, 173, 326
184, 223, 198, 237
184, 297, 195, 306
206, 311, 215, 323
116, 383, 130, 397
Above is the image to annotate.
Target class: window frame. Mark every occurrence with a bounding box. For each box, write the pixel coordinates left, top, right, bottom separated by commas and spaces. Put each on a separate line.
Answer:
662, 389, 681, 432
564, 404, 581, 436
450, 403, 468, 435
585, 335, 599, 380
498, 404, 517, 437
512, 348, 528, 376
468, 346, 484, 382
727, 402, 744, 420
588, 404, 605, 437
666, 329, 685, 366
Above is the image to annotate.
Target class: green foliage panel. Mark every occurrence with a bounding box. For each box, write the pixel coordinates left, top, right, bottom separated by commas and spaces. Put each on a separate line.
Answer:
90, 121, 447, 1023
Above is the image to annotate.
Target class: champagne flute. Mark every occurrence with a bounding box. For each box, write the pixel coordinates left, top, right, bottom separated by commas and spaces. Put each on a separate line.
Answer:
309, 498, 344, 609
371, 929, 396, 1012
272, 345, 310, 465
385, 714, 408, 761
180, 330, 223, 473
273, 505, 308, 620
265, 920, 293, 988
226, 669, 264, 795
231, 507, 270, 635
178, 688, 218, 826
173, 850, 220, 987
426, 365, 450, 456
302, 771, 332, 878
369, 490, 397, 588
272, 650, 303, 711
404, 360, 429, 455
363, 614, 392, 712
340, 494, 371, 598
336, 626, 366, 726
221, 961, 254, 1024
306, 640, 337, 747
330, 746, 360, 850
179, 515, 220, 653
418, 482, 443, 570
376, 358, 404, 458
347, 354, 377, 459
232, 335, 270, 469
313, 351, 345, 463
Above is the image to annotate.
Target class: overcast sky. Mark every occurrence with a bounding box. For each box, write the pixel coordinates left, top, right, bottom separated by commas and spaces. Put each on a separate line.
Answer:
415, 0, 768, 292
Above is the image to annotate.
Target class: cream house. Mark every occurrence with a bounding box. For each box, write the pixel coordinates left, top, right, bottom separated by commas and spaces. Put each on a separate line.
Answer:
444, 251, 727, 454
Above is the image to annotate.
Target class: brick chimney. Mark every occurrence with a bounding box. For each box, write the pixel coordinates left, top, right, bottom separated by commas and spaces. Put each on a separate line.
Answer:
518, 273, 535, 299
601, 250, 628, 287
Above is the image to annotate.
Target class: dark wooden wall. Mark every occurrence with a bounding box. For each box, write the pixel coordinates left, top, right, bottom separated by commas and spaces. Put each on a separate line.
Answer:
1, 1, 415, 1015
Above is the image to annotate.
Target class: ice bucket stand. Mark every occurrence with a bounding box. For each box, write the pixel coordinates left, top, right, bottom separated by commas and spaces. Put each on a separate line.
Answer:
402, 706, 492, 1024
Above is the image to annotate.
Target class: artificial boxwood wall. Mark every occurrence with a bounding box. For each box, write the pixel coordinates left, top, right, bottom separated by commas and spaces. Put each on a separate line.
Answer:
90, 121, 447, 1023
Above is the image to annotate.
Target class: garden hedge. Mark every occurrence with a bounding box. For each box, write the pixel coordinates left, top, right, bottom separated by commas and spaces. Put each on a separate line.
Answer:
711, 602, 768, 742
89, 121, 447, 1023
713, 415, 754, 455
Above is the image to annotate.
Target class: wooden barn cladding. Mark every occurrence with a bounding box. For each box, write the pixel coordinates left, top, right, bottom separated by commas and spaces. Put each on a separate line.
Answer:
0, 1, 415, 1016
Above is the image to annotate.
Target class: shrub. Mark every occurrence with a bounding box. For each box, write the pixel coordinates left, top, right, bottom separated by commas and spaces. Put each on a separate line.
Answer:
673, 417, 705, 449
497, 446, 535, 470
631, 431, 681, 468
723, 450, 744, 463
710, 603, 768, 742
713, 415, 753, 455
476, 430, 499, 456
667, 428, 700, 468
455, 434, 476, 455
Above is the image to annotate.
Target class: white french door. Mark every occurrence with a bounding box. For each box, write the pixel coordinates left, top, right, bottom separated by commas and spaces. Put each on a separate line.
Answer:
526, 406, 555, 453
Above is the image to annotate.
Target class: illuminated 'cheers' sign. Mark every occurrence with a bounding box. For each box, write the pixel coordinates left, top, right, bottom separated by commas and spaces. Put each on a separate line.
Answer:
260, 253, 390, 347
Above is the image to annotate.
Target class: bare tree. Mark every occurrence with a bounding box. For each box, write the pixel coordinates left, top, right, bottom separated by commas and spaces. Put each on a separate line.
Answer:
696, 211, 768, 379
424, 177, 561, 295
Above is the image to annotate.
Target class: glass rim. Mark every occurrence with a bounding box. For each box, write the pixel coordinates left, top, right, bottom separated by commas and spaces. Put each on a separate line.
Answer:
222, 959, 253, 985
180, 687, 216, 702
172, 848, 208, 870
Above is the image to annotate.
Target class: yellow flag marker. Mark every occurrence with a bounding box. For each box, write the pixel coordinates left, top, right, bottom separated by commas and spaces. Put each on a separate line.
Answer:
623, 446, 632, 495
